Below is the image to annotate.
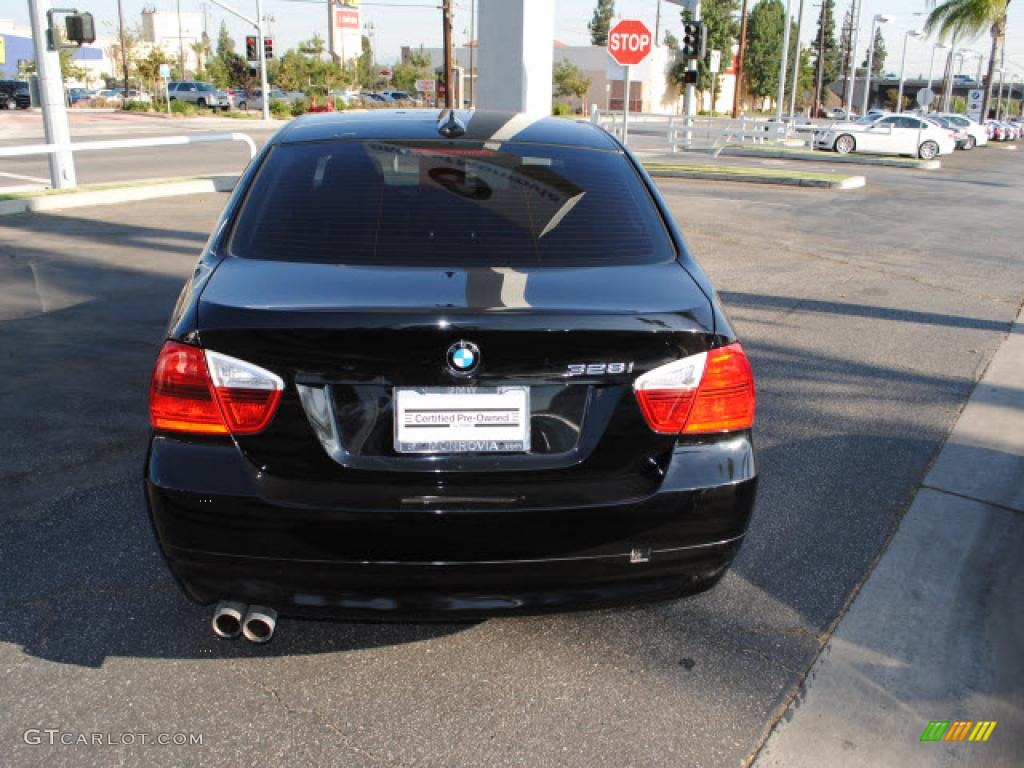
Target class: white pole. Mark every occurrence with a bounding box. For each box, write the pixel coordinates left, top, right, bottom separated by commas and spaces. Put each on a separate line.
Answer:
622, 63, 630, 145
256, 0, 270, 120
787, 0, 804, 118
165, 77, 171, 114
896, 31, 918, 114
27, 0, 76, 188
776, 0, 791, 120
861, 16, 887, 116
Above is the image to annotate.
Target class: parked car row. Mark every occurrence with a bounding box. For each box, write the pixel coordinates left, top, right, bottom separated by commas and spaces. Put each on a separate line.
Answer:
814, 111, 1012, 159
984, 119, 1022, 141
816, 112, 957, 159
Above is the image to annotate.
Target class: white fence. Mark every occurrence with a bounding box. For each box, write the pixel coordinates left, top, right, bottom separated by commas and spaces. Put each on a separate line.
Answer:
589, 108, 816, 152
0, 133, 258, 190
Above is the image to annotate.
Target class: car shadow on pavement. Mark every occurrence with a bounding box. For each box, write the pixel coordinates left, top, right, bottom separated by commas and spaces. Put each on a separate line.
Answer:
720, 291, 1014, 333
0, 219, 1016, 677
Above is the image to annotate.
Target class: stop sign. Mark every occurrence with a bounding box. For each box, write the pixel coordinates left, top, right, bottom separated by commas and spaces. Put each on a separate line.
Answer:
607, 20, 653, 66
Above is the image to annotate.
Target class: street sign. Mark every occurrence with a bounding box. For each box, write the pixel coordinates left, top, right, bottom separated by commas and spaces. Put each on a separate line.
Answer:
916, 88, 934, 107
159, 63, 170, 79
607, 19, 653, 66
968, 89, 983, 101
709, 49, 721, 74
415, 78, 435, 93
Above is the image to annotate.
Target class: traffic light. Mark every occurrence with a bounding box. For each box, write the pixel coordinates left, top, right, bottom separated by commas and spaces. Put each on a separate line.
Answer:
264, 37, 274, 60
245, 35, 257, 61
681, 22, 706, 60
64, 13, 96, 45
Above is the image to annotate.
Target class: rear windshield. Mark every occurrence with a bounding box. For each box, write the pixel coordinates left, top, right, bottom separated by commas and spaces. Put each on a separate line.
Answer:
228, 140, 675, 266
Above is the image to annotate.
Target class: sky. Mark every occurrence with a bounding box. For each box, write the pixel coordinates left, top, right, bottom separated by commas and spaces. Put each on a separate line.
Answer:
2, 0, 1022, 80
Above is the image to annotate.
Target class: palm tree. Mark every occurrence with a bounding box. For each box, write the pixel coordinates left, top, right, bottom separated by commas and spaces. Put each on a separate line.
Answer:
925, 0, 1012, 120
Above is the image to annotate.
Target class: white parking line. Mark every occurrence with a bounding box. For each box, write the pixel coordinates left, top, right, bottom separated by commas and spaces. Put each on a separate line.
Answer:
0, 171, 49, 184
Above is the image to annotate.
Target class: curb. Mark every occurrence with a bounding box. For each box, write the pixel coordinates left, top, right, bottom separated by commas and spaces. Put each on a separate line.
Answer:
647, 168, 866, 190
718, 147, 941, 169
0, 175, 238, 216
749, 304, 1024, 768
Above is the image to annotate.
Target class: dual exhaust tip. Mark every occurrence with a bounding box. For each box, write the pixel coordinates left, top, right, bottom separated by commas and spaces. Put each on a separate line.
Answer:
212, 602, 277, 643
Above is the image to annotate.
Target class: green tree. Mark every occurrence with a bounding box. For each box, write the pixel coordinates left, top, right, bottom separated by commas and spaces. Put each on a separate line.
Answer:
861, 27, 886, 76
58, 49, 86, 84
670, 0, 739, 105
216, 21, 235, 58
663, 30, 679, 50
135, 47, 172, 104
811, 0, 841, 86
588, 0, 615, 46
552, 59, 592, 103
356, 35, 375, 88
926, 0, 1012, 118
744, 0, 785, 102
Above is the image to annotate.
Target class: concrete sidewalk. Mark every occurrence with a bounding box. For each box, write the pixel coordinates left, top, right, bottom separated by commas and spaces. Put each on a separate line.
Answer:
752, 307, 1024, 767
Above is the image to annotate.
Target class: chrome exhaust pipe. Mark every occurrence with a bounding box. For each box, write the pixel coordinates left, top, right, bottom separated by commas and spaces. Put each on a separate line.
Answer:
212, 601, 247, 639
242, 606, 277, 644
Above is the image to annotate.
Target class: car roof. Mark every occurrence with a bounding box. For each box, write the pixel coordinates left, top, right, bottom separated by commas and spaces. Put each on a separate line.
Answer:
273, 109, 620, 150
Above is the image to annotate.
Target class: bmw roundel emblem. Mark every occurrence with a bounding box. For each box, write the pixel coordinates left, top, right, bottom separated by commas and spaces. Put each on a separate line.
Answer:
447, 341, 481, 375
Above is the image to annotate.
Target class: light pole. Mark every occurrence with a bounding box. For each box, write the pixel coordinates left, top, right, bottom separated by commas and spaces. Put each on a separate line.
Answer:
896, 29, 922, 113
925, 42, 949, 112
861, 14, 890, 115
946, 49, 966, 111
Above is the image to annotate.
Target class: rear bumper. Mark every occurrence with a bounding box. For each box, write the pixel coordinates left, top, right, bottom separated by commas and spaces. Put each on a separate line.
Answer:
145, 434, 757, 618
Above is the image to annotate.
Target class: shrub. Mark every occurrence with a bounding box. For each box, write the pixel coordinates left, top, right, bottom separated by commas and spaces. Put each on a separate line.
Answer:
552, 102, 572, 116
290, 98, 310, 117
269, 99, 291, 118
169, 99, 199, 115
122, 100, 150, 112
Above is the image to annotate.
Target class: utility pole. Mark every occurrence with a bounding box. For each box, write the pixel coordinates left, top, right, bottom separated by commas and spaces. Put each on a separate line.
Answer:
775, 0, 791, 121
787, 0, 805, 117
117, 0, 129, 100
655, 0, 661, 45
442, 0, 454, 108
177, 0, 186, 78
843, 0, 861, 115
27, 0, 76, 188
814, 0, 826, 116
732, 0, 749, 118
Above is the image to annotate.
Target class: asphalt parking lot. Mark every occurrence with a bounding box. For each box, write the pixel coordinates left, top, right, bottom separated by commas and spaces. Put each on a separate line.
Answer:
1, 145, 1022, 767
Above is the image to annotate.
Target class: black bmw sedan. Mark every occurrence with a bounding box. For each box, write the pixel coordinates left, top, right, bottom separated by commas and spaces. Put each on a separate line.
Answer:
145, 110, 757, 640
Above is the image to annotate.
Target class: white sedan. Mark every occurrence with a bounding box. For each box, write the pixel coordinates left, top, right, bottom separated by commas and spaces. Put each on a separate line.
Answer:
815, 113, 956, 159
935, 113, 988, 148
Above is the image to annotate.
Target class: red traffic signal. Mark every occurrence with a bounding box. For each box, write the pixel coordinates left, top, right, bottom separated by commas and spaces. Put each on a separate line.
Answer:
245, 35, 257, 61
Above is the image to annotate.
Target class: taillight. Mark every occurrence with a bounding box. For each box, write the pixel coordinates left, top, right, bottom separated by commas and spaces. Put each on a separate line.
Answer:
149, 341, 283, 435
633, 343, 755, 435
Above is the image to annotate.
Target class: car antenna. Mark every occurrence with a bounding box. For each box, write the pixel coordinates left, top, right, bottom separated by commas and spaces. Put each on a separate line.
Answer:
438, 110, 466, 139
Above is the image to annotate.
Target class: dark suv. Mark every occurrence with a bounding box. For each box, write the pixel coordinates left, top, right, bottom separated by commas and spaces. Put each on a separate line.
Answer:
0, 80, 31, 110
